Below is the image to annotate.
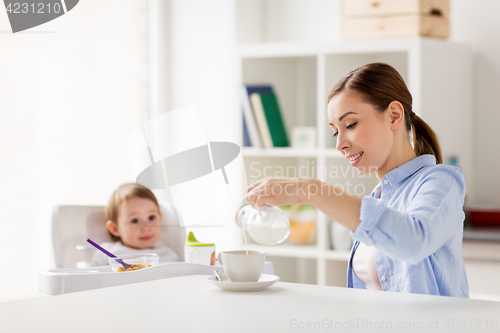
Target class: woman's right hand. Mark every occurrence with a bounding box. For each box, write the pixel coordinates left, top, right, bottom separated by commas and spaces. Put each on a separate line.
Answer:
245, 177, 318, 207
246, 177, 362, 232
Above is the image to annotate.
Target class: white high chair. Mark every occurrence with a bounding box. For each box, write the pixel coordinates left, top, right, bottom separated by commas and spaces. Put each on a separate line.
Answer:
43, 202, 274, 295
51, 201, 186, 268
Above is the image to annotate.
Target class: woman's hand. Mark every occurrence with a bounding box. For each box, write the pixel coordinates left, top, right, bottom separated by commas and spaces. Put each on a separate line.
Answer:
245, 177, 318, 207
245, 177, 362, 232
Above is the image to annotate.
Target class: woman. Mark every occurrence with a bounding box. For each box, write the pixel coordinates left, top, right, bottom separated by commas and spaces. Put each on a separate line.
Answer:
245, 63, 468, 297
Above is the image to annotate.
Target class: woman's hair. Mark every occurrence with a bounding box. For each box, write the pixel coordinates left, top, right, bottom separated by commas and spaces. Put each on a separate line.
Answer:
106, 183, 160, 241
327, 62, 442, 164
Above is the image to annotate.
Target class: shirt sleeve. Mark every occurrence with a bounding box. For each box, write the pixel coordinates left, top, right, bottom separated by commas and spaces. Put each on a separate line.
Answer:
350, 167, 466, 265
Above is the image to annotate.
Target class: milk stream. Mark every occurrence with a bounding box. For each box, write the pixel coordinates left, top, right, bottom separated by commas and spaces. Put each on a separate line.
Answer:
242, 229, 248, 255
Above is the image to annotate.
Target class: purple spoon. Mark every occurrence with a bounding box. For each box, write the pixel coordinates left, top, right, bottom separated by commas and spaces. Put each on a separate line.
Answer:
87, 239, 132, 269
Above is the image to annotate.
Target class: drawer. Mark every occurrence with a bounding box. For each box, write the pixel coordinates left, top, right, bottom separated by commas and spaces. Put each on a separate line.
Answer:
464, 261, 500, 296
469, 209, 500, 227
343, 0, 450, 18
343, 15, 449, 39
462, 241, 500, 262
463, 241, 500, 296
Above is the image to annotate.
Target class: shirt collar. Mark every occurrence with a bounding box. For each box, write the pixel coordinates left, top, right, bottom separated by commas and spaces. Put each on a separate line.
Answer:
384, 154, 436, 186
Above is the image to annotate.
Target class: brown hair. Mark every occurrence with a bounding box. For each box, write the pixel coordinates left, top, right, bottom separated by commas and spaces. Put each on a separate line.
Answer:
106, 183, 160, 241
327, 63, 442, 164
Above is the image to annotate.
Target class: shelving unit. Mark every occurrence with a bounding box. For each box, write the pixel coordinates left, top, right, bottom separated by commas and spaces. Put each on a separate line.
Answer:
236, 37, 472, 287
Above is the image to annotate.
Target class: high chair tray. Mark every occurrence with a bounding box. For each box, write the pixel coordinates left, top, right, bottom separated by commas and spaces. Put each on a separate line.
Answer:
39, 261, 274, 295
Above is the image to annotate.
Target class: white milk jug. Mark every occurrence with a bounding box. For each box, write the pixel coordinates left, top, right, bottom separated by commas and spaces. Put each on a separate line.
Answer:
235, 203, 290, 246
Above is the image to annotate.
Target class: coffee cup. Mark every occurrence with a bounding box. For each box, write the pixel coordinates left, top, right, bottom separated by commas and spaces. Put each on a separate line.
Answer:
217, 250, 265, 282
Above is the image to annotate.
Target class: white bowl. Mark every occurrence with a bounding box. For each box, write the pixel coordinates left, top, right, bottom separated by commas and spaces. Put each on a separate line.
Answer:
108, 253, 159, 272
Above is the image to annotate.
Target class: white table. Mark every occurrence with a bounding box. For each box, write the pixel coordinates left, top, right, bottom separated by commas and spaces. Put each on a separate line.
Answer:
1, 275, 499, 333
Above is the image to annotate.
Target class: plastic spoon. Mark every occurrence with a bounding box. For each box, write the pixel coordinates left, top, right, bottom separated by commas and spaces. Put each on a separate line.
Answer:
213, 270, 222, 282
87, 239, 132, 269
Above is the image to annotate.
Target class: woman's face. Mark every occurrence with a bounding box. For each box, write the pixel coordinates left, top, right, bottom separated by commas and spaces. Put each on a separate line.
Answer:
115, 197, 162, 249
327, 92, 394, 177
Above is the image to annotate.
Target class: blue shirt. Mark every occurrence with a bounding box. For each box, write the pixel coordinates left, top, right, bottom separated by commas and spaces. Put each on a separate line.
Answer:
348, 154, 469, 297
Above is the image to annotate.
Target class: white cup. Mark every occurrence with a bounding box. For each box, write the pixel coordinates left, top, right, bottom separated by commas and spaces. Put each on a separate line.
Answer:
185, 245, 216, 265
217, 250, 265, 282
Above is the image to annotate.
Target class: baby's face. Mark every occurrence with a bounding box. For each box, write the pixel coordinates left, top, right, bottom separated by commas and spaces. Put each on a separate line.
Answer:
116, 197, 161, 249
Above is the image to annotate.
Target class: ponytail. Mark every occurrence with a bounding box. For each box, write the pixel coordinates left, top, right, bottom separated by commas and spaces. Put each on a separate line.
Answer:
410, 114, 442, 164
328, 63, 442, 164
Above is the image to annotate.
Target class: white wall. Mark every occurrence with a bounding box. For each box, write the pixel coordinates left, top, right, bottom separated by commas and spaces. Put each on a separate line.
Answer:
449, 0, 500, 206
156, 0, 243, 253
237, 0, 340, 43
0, 0, 148, 302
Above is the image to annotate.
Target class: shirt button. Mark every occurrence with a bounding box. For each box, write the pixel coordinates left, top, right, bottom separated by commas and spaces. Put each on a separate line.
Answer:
383, 179, 389, 185
381, 276, 386, 281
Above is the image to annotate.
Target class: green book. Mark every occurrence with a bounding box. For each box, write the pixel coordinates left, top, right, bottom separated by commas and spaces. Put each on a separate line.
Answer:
258, 92, 289, 147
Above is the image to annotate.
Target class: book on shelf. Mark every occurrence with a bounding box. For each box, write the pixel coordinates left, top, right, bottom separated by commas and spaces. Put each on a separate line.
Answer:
249, 92, 273, 148
242, 85, 289, 148
257, 92, 289, 147
240, 85, 265, 148
242, 114, 251, 147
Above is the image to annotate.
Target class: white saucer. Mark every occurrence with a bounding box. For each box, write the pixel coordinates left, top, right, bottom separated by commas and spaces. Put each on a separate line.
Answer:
207, 274, 279, 292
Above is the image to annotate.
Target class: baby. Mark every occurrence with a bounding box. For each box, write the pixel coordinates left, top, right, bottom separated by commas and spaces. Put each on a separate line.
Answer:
89, 183, 179, 266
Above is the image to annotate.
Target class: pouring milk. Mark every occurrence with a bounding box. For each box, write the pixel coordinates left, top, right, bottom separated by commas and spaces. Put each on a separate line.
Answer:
235, 203, 290, 247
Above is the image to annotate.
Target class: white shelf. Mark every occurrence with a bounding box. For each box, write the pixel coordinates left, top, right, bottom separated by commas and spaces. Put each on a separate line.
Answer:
242, 147, 320, 158
324, 149, 344, 158
237, 37, 469, 59
246, 244, 320, 259
324, 250, 351, 261
245, 244, 351, 262
242, 147, 343, 158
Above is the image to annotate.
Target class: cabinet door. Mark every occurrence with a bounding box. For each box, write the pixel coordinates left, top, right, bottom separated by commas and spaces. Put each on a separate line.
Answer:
464, 261, 500, 296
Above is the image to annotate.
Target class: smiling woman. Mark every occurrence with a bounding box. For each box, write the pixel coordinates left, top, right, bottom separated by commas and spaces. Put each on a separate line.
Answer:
245, 63, 468, 298
328, 62, 442, 168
